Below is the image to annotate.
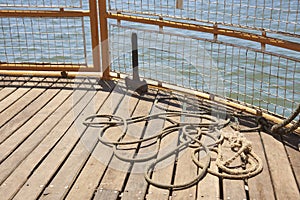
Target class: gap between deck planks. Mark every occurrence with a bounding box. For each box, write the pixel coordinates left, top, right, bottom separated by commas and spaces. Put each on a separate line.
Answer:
0, 78, 69, 162
259, 131, 300, 199
92, 88, 159, 200
38, 80, 121, 200
0, 76, 28, 101
63, 83, 131, 200
40, 81, 126, 200
0, 78, 83, 177
146, 94, 187, 200
0, 78, 112, 199
10, 78, 113, 200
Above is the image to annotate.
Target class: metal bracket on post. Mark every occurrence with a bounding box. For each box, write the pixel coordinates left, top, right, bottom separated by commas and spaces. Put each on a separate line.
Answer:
125, 32, 148, 95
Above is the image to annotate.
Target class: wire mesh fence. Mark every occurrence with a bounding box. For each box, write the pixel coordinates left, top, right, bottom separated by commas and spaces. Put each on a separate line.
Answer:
0, 17, 91, 67
109, 23, 300, 120
0, 0, 94, 69
108, 0, 300, 37
0, 0, 82, 8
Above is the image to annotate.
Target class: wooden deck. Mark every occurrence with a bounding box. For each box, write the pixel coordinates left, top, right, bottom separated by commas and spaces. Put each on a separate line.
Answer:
0, 75, 299, 200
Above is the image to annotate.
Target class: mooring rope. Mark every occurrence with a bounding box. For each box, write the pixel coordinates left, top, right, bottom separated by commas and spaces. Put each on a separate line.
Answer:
83, 96, 264, 190
271, 104, 300, 134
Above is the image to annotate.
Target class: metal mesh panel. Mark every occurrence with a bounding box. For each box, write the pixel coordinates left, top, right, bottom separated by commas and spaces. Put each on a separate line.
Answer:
0, 17, 90, 66
108, 0, 300, 36
0, 0, 82, 8
110, 23, 300, 119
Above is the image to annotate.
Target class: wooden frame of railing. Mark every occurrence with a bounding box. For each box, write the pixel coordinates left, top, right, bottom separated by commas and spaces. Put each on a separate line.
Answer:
1, 0, 299, 77
0, 0, 101, 73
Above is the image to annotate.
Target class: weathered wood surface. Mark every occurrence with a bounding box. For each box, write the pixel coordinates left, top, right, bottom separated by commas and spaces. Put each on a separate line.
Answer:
172, 97, 199, 200
0, 75, 299, 200
122, 90, 171, 200
146, 94, 181, 200
246, 132, 275, 200
221, 126, 247, 200
260, 132, 300, 199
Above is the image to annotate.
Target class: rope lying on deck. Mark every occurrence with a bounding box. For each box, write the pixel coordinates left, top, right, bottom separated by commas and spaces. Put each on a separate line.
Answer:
83, 95, 264, 190
271, 104, 300, 134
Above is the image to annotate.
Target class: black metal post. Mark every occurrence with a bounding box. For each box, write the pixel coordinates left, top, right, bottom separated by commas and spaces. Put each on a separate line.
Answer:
132, 32, 139, 80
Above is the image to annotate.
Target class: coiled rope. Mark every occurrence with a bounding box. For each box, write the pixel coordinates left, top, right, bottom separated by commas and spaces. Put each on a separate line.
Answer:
83, 95, 264, 190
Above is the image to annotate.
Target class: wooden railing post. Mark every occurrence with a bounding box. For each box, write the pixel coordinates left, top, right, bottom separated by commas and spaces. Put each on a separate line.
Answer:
99, 0, 110, 79
261, 30, 266, 51
89, 0, 101, 73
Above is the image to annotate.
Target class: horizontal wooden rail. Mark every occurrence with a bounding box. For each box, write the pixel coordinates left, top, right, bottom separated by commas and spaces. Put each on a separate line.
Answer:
107, 13, 300, 52
0, 63, 98, 72
0, 10, 90, 17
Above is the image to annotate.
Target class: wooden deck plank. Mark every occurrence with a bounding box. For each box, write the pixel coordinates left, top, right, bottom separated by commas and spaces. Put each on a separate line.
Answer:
63, 82, 128, 200
222, 126, 247, 200
0, 79, 73, 165
146, 95, 183, 200
92, 90, 143, 200
0, 76, 38, 115
260, 131, 300, 199
9, 78, 109, 200
246, 132, 276, 200
92, 90, 158, 200
197, 159, 220, 199
0, 78, 63, 148
39, 81, 120, 200
0, 83, 74, 184
0, 78, 99, 200
0, 77, 47, 131
172, 99, 200, 200
197, 120, 220, 199
0, 76, 299, 200
282, 133, 300, 190
0, 76, 23, 100
91, 90, 158, 200
121, 90, 171, 200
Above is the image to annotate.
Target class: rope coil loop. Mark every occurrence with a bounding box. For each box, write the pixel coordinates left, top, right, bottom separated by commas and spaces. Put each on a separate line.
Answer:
83, 95, 264, 190
145, 124, 211, 190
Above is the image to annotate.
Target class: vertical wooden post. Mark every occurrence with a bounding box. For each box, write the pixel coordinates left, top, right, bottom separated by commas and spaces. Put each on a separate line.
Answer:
176, 0, 184, 9
89, 0, 101, 72
213, 23, 218, 41
99, 0, 110, 79
261, 30, 266, 51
